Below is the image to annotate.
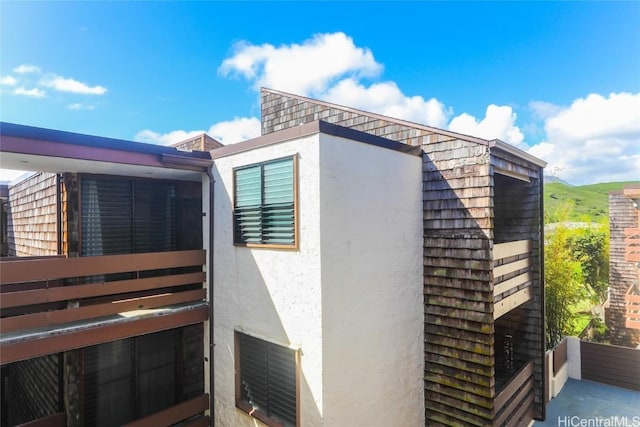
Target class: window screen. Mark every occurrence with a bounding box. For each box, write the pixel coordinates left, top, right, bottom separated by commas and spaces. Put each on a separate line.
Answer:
234, 156, 295, 246
237, 333, 297, 426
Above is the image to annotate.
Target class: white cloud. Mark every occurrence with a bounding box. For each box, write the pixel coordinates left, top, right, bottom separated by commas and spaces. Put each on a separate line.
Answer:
219, 32, 382, 96
13, 87, 46, 98
13, 64, 41, 74
135, 129, 205, 146
448, 104, 524, 145
323, 78, 450, 128
529, 100, 563, 120
135, 117, 261, 147
41, 75, 107, 95
68, 103, 96, 111
1, 75, 17, 86
208, 117, 261, 144
528, 92, 640, 184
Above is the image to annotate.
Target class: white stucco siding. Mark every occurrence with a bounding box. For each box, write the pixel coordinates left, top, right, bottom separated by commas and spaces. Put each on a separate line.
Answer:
212, 135, 324, 426
319, 134, 424, 427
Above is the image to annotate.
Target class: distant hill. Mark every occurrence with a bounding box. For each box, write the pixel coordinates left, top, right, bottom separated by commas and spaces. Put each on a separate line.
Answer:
544, 181, 640, 222
544, 175, 572, 186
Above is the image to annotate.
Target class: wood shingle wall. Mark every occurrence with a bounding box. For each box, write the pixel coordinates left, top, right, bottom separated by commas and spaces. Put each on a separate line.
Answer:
7, 172, 58, 257
608, 191, 640, 347
260, 88, 544, 426
492, 151, 544, 421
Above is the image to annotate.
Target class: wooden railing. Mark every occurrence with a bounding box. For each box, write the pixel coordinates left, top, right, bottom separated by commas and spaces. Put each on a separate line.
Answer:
624, 227, 640, 263
626, 286, 640, 330
123, 394, 210, 427
493, 240, 533, 319
0, 250, 207, 364
15, 413, 66, 427
494, 360, 534, 426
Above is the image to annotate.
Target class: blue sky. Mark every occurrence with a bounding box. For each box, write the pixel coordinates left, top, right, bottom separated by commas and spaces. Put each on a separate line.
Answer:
1, 1, 639, 184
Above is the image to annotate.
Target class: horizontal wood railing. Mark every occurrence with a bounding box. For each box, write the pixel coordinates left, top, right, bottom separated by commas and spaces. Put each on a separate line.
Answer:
123, 393, 210, 427
494, 360, 534, 426
626, 286, 640, 330
15, 412, 66, 427
0, 250, 206, 336
624, 227, 640, 263
493, 240, 533, 319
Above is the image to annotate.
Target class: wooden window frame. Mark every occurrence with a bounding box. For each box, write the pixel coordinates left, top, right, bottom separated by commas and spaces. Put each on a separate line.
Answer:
232, 155, 299, 250
234, 331, 300, 427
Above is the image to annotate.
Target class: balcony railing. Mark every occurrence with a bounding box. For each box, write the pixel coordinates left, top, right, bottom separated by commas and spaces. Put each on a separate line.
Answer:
493, 240, 533, 319
494, 360, 534, 426
0, 250, 207, 364
626, 286, 640, 330
624, 228, 640, 263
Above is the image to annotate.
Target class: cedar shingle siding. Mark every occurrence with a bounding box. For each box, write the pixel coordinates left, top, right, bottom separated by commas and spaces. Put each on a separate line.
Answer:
607, 191, 640, 347
7, 172, 58, 257
260, 88, 544, 426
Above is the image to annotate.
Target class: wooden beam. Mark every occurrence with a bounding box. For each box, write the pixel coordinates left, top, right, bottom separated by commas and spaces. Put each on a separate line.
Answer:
0, 289, 206, 333
15, 413, 66, 427
493, 258, 531, 279
0, 272, 205, 309
122, 394, 209, 427
493, 272, 531, 297
493, 240, 531, 261
0, 250, 205, 285
494, 287, 533, 319
0, 305, 208, 365
494, 361, 534, 411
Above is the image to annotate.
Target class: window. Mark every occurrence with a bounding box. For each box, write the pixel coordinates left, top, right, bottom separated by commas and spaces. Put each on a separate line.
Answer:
233, 156, 297, 247
235, 332, 298, 427
84, 325, 204, 426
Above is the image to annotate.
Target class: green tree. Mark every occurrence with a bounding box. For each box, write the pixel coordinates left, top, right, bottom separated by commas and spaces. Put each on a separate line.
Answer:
545, 223, 584, 348
568, 224, 609, 304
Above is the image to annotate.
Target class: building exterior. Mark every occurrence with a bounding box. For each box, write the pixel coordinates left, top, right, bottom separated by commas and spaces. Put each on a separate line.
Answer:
1, 88, 546, 427
0, 123, 213, 427
607, 186, 640, 347
212, 121, 424, 426
258, 89, 546, 426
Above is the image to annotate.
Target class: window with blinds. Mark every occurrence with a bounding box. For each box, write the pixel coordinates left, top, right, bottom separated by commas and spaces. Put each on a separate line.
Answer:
80, 177, 178, 256
236, 332, 297, 427
233, 156, 297, 247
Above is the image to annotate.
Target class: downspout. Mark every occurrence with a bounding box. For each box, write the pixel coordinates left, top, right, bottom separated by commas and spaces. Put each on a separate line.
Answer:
206, 164, 215, 426
539, 167, 546, 421
56, 174, 63, 255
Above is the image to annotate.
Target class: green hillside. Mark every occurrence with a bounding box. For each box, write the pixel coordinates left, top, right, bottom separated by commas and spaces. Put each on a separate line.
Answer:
544, 181, 640, 222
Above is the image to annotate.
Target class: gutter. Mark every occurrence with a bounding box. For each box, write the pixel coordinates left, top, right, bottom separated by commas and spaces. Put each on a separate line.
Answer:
205, 164, 215, 425
538, 167, 546, 421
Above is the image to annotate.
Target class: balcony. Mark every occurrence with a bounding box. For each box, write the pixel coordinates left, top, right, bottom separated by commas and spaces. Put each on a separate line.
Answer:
624, 227, 640, 263
493, 240, 533, 319
0, 250, 208, 364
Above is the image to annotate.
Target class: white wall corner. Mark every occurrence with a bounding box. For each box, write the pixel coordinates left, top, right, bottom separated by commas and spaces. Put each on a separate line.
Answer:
566, 336, 581, 380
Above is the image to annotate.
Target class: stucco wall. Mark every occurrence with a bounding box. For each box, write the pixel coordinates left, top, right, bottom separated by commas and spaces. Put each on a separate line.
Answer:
213, 135, 324, 426
212, 132, 423, 426
319, 134, 424, 426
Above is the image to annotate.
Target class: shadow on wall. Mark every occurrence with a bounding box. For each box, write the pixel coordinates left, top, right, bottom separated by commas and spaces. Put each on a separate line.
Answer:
212, 166, 323, 427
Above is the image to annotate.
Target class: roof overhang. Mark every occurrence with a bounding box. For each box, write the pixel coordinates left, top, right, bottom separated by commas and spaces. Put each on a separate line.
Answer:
489, 139, 547, 168
0, 122, 212, 182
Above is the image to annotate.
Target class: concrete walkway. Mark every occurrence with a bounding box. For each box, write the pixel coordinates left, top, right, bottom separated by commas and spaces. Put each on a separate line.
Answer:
534, 378, 640, 426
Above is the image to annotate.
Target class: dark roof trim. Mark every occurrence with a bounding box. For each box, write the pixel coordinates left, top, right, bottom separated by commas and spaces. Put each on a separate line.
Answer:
489, 139, 547, 168
0, 122, 211, 160
211, 120, 422, 159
